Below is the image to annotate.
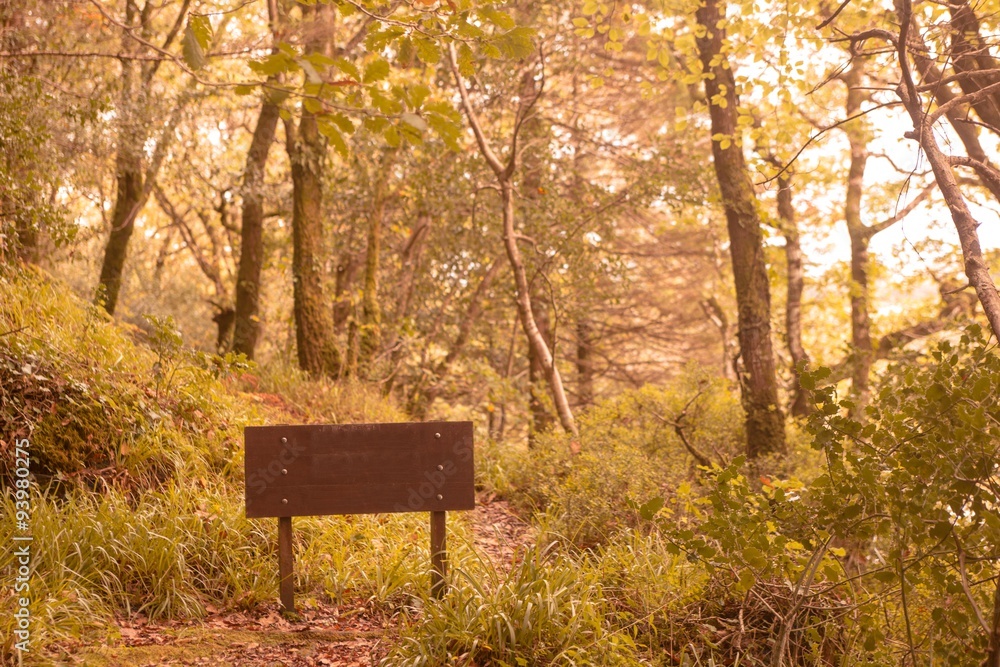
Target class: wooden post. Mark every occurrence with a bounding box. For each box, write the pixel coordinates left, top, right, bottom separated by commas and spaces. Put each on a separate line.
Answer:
278, 516, 295, 612
430, 510, 447, 599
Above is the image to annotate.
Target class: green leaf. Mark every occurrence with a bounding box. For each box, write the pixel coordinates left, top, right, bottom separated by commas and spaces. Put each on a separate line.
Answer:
427, 112, 462, 150
370, 89, 403, 114
363, 117, 390, 134
414, 37, 440, 64
742, 547, 766, 569
384, 125, 401, 148
926, 383, 948, 401
334, 58, 361, 82
408, 83, 431, 109
189, 14, 213, 50
250, 53, 291, 77
493, 27, 535, 60
317, 119, 348, 157
639, 496, 664, 521
736, 568, 756, 593
480, 7, 516, 30
457, 43, 476, 77
182, 24, 207, 70
303, 97, 322, 114
327, 113, 355, 134
363, 58, 391, 83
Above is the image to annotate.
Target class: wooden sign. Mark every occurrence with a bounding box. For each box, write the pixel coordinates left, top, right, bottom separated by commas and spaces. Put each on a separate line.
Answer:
244, 421, 474, 611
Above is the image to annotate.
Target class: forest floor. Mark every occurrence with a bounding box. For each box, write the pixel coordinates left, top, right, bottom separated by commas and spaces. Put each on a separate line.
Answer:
45, 499, 533, 667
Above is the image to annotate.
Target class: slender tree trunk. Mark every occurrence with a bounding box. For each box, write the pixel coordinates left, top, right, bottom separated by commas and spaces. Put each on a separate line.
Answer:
283, 3, 340, 377
383, 212, 432, 395
15, 218, 39, 264
576, 319, 595, 408
776, 175, 810, 417
394, 212, 430, 328
333, 251, 359, 333
286, 109, 339, 376
895, 0, 1000, 340
986, 578, 1000, 667
358, 152, 394, 377
842, 59, 875, 414
501, 182, 578, 436
701, 295, 736, 381
695, 0, 785, 458
449, 44, 578, 437
96, 4, 142, 315
947, 0, 1000, 137
528, 292, 556, 445
96, 0, 191, 314
232, 98, 280, 358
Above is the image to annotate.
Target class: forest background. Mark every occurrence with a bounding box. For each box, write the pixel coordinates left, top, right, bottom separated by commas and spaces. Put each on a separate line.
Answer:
3, 0, 1000, 664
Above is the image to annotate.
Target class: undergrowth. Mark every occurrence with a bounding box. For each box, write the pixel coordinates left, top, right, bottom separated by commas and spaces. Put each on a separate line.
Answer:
0, 268, 427, 659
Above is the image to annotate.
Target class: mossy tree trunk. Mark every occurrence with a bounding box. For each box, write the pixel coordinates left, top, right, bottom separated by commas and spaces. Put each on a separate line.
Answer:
284, 2, 340, 377
358, 150, 395, 378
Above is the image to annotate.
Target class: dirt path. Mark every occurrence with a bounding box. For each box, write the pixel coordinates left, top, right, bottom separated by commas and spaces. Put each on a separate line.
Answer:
47, 499, 533, 667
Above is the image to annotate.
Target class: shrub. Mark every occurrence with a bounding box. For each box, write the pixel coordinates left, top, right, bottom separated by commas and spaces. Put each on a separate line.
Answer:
492, 369, 744, 547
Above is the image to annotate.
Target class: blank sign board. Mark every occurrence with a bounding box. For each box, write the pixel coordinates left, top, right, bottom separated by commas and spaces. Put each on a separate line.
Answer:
244, 421, 475, 518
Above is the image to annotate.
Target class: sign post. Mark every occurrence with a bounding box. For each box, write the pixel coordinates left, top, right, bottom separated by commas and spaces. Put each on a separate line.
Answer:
244, 421, 474, 612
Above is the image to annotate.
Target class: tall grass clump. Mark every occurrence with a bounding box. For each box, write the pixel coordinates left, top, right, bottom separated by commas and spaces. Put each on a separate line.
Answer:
386, 542, 643, 666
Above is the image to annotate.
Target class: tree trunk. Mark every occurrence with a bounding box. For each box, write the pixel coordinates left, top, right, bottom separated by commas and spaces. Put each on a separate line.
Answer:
695, 0, 786, 458
97, 147, 143, 314
96, 4, 142, 315
358, 152, 394, 377
501, 182, 578, 436
895, 0, 1000, 341
842, 59, 874, 415
383, 212, 432, 395
284, 3, 339, 377
448, 44, 578, 437
947, 0, 1000, 137
776, 175, 810, 417
286, 109, 339, 376
95, 0, 190, 314
528, 292, 556, 445
232, 98, 280, 359
986, 577, 1000, 667
333, 251, 360, 334
576, 318, 595, 408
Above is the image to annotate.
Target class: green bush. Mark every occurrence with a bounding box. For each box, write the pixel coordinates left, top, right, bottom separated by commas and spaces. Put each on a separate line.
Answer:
650, 324, 1000, 665
489, 369, 744, 547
